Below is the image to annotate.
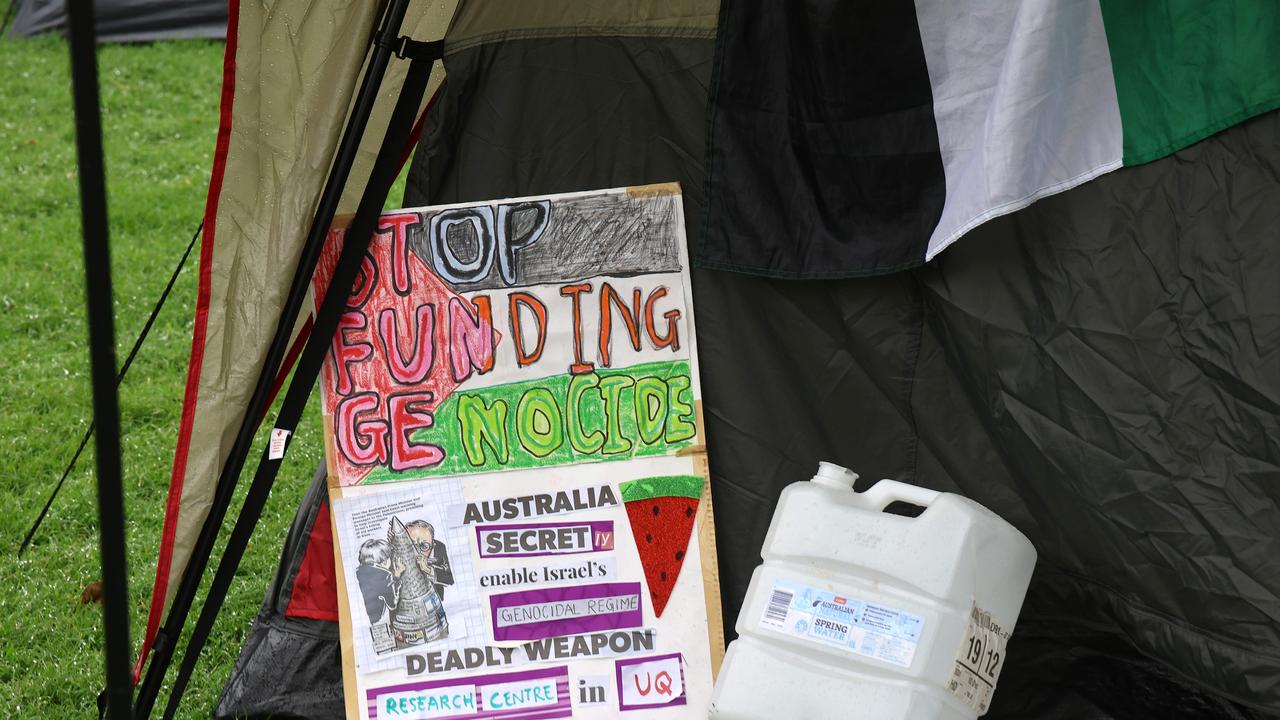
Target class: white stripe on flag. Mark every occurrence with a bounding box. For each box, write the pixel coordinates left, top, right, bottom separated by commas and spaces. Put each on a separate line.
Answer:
915, 0, 1124, 260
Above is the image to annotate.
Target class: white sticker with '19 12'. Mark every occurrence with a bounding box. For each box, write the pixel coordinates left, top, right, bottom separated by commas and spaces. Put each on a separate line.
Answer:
946, 602, 1012, 714
756, 578, 925, 669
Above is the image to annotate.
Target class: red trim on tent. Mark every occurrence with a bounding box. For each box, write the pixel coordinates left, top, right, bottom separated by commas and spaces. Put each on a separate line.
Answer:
136, 63, 445, 681
134, 0, 241, 683
283, 501, 340, 622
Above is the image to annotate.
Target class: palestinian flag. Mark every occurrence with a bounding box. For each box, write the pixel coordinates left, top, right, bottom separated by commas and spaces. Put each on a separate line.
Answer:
701, 0, 1280, 276
619, 475, 706, 618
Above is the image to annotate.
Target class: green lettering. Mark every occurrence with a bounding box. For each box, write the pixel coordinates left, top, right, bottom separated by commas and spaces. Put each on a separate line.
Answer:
634, 376, 668, 445
457, 394, 509, 466
599, 375, 635, 455
666, 374, 696, 443
567, 373, 605, 454
516, 387, 564, 457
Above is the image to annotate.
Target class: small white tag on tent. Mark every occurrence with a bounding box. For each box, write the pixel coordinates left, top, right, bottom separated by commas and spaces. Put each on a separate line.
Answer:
268, 428, 291, 460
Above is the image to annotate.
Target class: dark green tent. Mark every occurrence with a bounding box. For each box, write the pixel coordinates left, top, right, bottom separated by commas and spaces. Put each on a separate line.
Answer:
120, 1, 1280, 718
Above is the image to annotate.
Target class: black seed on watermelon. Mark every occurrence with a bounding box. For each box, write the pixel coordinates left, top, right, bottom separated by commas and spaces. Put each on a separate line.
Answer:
652, 506, 660, 516
660, 571, 668, 581
685, 506, 693, 518
645, 533, 653, 543
675, 550, 684, 561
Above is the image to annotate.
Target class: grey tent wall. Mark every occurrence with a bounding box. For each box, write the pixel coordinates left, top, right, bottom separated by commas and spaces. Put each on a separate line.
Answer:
7, 0, 225, 42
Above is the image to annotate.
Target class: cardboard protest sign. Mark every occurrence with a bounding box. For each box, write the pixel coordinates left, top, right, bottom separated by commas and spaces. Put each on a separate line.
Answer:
316, 185, 723, 719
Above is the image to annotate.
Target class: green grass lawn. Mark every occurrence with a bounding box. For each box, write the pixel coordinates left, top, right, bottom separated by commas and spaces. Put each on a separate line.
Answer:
0, 36, 410, 717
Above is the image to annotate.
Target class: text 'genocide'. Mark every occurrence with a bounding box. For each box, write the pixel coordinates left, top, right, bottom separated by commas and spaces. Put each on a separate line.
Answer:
328, 207, 689, 474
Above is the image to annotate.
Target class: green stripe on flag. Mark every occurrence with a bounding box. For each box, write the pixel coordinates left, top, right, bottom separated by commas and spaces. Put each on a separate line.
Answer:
1101, 0, 1280, 165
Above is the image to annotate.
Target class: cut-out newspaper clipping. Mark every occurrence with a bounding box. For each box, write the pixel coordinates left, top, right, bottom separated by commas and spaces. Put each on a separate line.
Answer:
316, 185, 723, 719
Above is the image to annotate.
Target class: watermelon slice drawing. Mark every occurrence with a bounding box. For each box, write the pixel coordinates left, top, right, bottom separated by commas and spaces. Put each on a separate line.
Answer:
619, 474, 706, 618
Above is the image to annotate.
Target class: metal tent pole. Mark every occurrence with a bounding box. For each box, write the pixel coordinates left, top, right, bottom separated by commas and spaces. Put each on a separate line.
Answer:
67, 1, 134, 718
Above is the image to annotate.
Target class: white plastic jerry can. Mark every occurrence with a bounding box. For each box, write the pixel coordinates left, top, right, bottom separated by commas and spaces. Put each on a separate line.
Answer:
710, 463, 1036, 719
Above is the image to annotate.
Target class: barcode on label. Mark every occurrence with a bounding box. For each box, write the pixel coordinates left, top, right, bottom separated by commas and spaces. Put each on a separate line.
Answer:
973, 607, 991, 630
764, 588, 792, 624
970, 605, 1009, 639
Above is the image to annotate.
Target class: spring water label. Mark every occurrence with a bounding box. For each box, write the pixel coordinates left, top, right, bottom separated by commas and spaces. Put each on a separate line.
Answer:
756, 578, 925, 669
946, 602, 1011, 714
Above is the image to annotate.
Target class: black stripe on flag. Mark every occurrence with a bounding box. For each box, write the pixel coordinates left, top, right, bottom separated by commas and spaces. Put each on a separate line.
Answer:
701, 0, 945, 277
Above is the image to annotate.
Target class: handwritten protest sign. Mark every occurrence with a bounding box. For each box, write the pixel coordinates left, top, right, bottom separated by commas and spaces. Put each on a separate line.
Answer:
318, 186, 722, 719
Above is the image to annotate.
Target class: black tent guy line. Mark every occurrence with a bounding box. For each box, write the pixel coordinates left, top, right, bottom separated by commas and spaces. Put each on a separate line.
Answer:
19, 220, 201, 559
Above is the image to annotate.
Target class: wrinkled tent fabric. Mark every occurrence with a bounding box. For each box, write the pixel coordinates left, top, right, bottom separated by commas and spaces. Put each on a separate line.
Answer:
149, 1, 1278, 717
137, 0, 453, 677
907, 113, 1280, 714
400, 0, 1280, 715
6, 0, 227, 42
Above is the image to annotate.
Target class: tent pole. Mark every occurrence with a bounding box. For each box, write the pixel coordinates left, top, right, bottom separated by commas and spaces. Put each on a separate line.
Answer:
131, 0, 417, 716
67, 2, 134, 719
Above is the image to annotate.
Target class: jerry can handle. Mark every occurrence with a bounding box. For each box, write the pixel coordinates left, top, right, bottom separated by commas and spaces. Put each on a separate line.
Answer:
855, 480, 941, 513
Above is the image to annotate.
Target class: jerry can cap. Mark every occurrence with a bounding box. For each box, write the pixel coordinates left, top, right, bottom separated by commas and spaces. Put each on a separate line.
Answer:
813, 462, 860, 490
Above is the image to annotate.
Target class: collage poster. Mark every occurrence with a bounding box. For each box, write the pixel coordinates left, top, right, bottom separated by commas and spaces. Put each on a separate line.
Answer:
314, 185, 723, 719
